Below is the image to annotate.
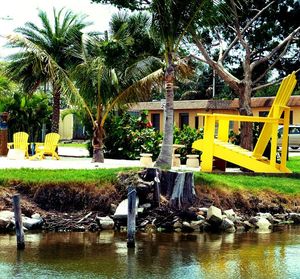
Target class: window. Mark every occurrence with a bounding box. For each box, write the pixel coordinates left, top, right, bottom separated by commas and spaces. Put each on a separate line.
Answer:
151, 113, 160, 131
195, 116, 199, 129
179, 113, 189, 129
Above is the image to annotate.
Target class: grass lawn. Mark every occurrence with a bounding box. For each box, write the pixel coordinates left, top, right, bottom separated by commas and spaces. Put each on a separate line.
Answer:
58, 143, 88, 148
0, 168, 137, 185
194, 156, 300, 195
0, 157, 299, 195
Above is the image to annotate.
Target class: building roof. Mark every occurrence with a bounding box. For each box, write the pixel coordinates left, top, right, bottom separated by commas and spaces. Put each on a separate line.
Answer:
129, 95, 300, 111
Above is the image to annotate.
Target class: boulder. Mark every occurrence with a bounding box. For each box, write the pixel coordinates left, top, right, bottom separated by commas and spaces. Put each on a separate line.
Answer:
220, 218, 236, 233
97, 216, 114, 230
0, 211, 15, 231
223, 209, 236, 222
289, 213, 300, 224
22, 216, 43, 230
113, 197, 139, 219
256, 217, 272, 230
207, 206, 223, 226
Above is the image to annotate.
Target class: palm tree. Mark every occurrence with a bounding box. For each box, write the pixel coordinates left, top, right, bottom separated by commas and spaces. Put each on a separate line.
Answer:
5, 8, 90, 132
151, 0, 204, 168
72, 14, 163, 162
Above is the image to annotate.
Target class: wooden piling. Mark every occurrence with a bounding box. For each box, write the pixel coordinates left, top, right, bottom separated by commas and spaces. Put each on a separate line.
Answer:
127, 186, 136, 248
153, 169, 161, 207
13, 194, 25, 250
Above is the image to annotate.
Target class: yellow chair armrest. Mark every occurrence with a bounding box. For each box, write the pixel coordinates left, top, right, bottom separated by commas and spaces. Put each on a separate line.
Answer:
197, 113, 282, 124
35, 142, 43, 147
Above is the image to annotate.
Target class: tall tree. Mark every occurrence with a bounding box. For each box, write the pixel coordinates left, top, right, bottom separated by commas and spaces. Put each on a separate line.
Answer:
190, 0, 300, 150
93, 0, 222, 168
70, 13, 163, 162
5, 8, 90, 132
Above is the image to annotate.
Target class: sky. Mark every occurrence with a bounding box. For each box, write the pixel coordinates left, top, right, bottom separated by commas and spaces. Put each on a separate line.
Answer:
0, 0, 119, 58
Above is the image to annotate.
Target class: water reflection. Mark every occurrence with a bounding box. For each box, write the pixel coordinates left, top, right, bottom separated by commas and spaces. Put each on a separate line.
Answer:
0, 228, 299, 278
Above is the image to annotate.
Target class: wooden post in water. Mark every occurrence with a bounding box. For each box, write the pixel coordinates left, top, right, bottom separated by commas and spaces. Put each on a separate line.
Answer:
127, 186, 136, 248
153, 169, 161, 207
13, 194, 25, 250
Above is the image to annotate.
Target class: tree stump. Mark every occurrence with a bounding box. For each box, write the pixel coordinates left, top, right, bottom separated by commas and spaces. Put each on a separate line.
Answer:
161, 171, 196, 209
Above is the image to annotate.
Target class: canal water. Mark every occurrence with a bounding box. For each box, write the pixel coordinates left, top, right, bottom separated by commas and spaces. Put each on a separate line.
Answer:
0, 227, 299, 279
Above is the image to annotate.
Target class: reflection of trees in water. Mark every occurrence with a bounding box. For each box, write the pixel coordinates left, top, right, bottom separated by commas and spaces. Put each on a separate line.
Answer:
1, 229, 299, 278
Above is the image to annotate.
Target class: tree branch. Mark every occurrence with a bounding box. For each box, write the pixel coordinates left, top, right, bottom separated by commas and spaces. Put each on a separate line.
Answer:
251, 26, 300, 71
253, 39, 292, 85
221, 1, 275, 62
253, 78, 282, 91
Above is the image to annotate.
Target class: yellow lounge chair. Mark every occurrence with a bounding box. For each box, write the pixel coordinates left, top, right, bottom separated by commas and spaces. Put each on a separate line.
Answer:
192, 72, 298, 173
30, 133, 60, 160
7, 132, 29, 159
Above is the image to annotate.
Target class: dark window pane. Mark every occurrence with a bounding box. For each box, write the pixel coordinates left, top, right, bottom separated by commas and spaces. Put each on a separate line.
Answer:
151, 113, 160, 131
179, 113, 189, 129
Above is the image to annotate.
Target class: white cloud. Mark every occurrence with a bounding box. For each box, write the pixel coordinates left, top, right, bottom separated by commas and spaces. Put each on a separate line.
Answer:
0, 0, 119, 58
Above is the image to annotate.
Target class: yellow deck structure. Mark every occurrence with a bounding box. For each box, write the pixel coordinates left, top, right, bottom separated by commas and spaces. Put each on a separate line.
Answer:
192, 72, 298, 173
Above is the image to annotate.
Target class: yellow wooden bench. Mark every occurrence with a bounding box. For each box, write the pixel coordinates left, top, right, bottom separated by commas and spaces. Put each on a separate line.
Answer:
192, 72, 297, 173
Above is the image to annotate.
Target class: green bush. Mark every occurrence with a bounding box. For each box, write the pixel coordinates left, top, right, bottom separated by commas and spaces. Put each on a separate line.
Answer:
173, 125, 203, 163
104, 111, 162, 160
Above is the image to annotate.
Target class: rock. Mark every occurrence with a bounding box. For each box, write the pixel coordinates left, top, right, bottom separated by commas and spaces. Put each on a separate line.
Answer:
243, 221, 255, 230
256, 217, 272, 230
223, 209, 236, 222
0, 211, 15, 231
196, 214, 205, 221
220, 218, 236, 233
257, 212, 274, 223
140, 203, 152, 209
31, 213, 41, 219
249, 216, 259, 225
173, 221, 182, 229
182, 221, 194, 232
22, 216, 43, 230
97, 216, 114, 230
110, 204, 117, 214
289, 213, 300, 224
145, 224, 156, 233
113, 197, 139, 219
190, 220, 205, 232
207, 205, 223, 226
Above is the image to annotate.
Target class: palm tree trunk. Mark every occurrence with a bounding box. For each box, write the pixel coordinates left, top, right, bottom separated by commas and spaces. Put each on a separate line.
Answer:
92, 119, 105, 163
155, 59, 174, 169
51, 86, 61, 133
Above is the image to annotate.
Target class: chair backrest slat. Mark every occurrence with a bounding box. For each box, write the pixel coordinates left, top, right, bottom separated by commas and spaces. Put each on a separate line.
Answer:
253, 72, 297, 157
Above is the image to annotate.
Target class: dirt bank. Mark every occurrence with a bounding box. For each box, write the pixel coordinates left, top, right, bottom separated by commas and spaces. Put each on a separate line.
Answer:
1, 179, 300, 220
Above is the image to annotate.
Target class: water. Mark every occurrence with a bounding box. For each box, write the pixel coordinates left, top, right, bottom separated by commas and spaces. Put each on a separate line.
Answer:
0, 228, 300, 279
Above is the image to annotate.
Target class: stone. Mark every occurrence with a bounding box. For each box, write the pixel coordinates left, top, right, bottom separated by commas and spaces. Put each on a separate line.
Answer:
173, 221, 182, 229
223, 209, 236, 222
113, 197, 139, 219
22, 216, 43, 230
243, 221, 255, 230
97, 216, 114, 230
256, 217, 272, 230
0, 211, 14, 231
207, 205, 223, 225
190, 220, 205, 231
257, 212, 274, 223
289, 213, 300, 224
220, 218, 236, 233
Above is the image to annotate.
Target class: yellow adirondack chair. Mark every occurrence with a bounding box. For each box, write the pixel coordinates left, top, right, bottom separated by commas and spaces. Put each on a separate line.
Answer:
192, 72, 298, 173
7, 132, 29, 158
30, 133, 60, 160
